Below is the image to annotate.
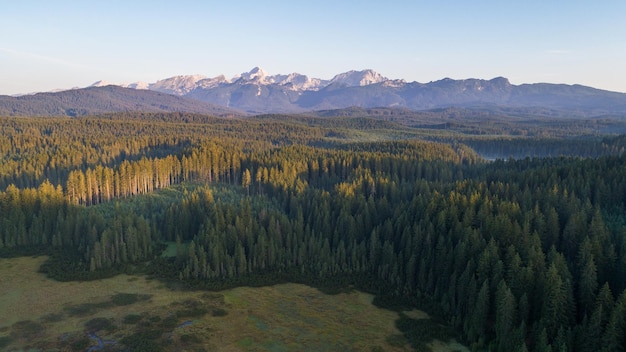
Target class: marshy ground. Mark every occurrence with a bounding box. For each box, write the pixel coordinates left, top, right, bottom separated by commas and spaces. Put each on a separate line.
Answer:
0, 256, 467, 351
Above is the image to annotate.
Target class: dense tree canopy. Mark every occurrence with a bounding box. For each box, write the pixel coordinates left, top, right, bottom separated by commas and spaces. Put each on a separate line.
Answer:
1, 113, 626, 351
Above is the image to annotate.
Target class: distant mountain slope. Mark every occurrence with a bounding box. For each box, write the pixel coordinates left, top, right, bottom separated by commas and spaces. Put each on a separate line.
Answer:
184, 69, 626, 115
0, 85, 243, 117
510, 83, 626, 113
296, 77, 626, 115
5, 68, 626, 116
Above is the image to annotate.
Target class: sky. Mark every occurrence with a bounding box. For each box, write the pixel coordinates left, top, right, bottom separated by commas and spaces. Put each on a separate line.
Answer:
1, 0, 626, 95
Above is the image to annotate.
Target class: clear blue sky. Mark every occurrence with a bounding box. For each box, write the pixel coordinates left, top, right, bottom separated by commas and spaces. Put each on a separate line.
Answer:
2, 0, 625, 95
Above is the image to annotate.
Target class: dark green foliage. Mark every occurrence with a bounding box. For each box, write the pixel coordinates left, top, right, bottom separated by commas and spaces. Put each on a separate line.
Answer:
111, 293, 140, 305
69, 336, 91, 351
39, 249, 121, 281
122, 314, 143, 324
385, 334, 408, 348
64, 302, 113, 317
148, 315, 162, 323
40, 313, 64, 323
394, 313, 456, 352
2, 113, 626, 351
495, 281, 517, 351
159, 316, 179, 329
179, 333, 202, 344
84, 317, 114, 332
120, 331, 165, 352
211, 308, 228, 317
10, 320, 44, 340
175, 300, 209, 318
201, 292, 226, 302
0, 336, 12, 349
110, 293, 151, 306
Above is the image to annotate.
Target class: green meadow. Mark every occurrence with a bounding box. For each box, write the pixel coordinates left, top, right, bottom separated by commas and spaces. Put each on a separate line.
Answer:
0, 256, 466, 351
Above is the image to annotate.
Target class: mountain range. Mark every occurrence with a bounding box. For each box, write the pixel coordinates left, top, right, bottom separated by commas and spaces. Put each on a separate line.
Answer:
2, 67, 626, 117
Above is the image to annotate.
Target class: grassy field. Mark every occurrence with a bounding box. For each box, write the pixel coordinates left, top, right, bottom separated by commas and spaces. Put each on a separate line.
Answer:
0, 256, 467, 351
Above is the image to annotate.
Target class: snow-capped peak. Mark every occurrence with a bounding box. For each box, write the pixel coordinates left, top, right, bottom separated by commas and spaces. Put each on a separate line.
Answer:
329, 69, 388, 87
84, 68, 396, 97
272, 73, 327, 91
232, 67, 328, 90
125, 81, 150, 90
150, 74, 207, 95
240, 67, 269, 82
196, 75, 229, 90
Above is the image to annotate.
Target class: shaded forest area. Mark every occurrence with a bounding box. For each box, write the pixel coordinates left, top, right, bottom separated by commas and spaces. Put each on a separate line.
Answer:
1, 113, 626, 351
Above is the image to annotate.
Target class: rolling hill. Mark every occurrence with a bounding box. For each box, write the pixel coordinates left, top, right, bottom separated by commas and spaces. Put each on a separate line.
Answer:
0, 85, 243, 117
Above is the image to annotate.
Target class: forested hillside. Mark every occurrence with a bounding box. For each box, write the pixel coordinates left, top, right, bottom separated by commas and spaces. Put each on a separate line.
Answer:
1, 113, 626, 351
0, 86, 242, 117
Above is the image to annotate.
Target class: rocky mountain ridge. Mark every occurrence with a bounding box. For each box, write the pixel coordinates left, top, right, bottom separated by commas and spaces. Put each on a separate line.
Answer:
105, 67, 626, 115
3, 68, 626, 116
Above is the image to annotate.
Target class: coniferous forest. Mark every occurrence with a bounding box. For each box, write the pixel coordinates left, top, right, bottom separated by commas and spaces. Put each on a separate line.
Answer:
2, 113, 626, 351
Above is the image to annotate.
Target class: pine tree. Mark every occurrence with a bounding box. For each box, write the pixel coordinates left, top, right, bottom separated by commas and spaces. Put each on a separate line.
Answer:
468, 279, 490, 345
495, 280, 517, 351
242, 168, 252, 196
542, 264, 569, 339
601, 290, 626, 352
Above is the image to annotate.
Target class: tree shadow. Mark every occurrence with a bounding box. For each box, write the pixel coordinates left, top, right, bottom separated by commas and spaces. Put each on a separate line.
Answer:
386, 312, 457, 352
